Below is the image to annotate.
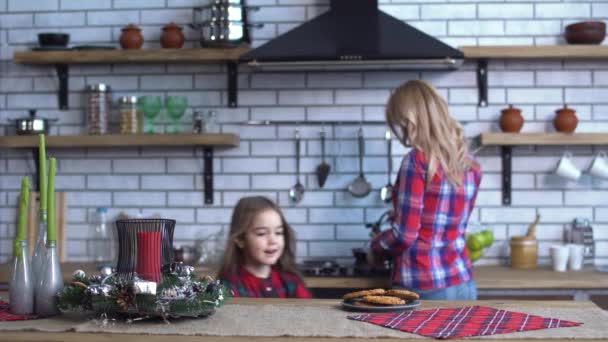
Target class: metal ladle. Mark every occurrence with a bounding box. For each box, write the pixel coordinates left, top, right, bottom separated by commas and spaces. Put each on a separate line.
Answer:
289, 129, 305, 203
348, 127, 372, 198
380, 130, 393, 203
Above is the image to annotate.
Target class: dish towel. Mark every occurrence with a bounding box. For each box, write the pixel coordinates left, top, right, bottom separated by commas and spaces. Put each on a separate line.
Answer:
347, 305, 582, 339
0, 301, 38, 321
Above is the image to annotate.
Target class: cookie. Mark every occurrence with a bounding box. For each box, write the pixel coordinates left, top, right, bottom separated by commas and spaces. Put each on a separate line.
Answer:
385, 289, 420, 301
352, 301, 382, 307
342, 288, 386, 300
362, 295, 406, 306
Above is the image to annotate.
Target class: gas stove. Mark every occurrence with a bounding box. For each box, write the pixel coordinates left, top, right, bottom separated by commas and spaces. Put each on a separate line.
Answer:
298, 260, 391, 277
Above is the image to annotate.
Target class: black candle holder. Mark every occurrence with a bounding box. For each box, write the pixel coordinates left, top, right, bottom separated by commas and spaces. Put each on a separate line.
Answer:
114, 219, 176, 281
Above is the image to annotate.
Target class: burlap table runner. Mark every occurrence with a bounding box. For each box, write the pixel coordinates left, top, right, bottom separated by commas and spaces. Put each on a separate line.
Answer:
0, 302, 605, 339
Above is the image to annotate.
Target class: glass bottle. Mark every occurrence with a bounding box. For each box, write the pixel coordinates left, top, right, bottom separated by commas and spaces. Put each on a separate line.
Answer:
86, 83, 112, 135
91, 207, 114, 268
34, 240, 63, 316
31, 210, 47, 285
10, 240, 34, 315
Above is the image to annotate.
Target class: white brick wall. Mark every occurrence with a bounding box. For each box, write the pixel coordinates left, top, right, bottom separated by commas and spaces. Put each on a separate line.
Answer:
1, 0, 608, 265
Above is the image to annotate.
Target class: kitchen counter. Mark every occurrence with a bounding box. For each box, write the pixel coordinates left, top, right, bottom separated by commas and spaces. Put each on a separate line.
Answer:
2, 262, 606, 290
0, 297, 605, 341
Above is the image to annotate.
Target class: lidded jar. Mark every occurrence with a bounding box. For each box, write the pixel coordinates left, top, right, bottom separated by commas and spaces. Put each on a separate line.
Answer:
554, 104, 578, 133
120, 24, 144, 49
119, 96, 142, 134
85, 83, 111, 135
499, 104, 524, 133
161, 23, 185, 49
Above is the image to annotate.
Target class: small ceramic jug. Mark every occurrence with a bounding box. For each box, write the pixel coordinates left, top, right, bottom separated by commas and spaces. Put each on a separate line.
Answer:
554, 104, 578, 133
161, 23, 185, 49
499, 104, 524, 133
120, 24, 144, 50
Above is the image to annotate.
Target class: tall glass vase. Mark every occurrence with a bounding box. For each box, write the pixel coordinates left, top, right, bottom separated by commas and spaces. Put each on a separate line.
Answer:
34, 240, 63, 316
9, 240, 34, 315
31, 211, 47, 285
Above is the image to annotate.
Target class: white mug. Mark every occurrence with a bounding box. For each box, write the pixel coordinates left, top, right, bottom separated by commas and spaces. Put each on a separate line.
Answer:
550, 245, 570, 272
555, 152, 581, 181
568, 244, 585, 271
589, 152, 608, 179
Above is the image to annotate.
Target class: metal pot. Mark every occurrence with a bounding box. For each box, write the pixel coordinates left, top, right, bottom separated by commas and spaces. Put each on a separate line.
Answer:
8, 109, 57, 135
194, 4, 247, 23
190, 2, 261, 48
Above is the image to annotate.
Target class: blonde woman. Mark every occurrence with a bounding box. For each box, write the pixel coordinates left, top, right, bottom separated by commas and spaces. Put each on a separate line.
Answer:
368, 80, 482, 300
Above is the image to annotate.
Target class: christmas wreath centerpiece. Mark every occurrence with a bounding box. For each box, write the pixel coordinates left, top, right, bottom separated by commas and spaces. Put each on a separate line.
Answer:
57, 219, 229, 320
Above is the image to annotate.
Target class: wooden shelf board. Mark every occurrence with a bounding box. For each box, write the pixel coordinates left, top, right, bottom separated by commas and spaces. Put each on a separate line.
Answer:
480, 132, 608, 146
13, 47, 250, 64
460, 45, 608, 59
0, 134, 239, 148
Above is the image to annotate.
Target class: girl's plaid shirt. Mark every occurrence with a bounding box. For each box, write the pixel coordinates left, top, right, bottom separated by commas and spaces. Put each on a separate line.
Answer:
221, 265, 312, 298
371, 149, 482, 291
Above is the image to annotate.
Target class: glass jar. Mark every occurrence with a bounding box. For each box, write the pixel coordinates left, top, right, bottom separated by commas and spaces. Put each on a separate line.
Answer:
118, 96, 142, 134
85, 84, 111, 135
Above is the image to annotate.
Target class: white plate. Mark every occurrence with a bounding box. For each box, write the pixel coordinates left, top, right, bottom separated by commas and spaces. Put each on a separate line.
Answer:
340, 300, 421, 312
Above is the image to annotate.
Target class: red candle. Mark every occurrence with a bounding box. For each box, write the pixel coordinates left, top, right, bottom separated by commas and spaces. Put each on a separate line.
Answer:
136, 231, 161, 282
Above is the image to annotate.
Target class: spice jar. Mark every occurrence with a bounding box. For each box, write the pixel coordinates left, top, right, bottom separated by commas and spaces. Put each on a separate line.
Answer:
118, 96, 142, 134
85, 84, 111, 135
509, 236, 538, 269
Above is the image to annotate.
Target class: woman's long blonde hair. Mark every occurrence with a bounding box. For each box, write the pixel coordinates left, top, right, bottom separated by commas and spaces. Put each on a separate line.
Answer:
216, 196, 300, 278
385, 80, 473, 187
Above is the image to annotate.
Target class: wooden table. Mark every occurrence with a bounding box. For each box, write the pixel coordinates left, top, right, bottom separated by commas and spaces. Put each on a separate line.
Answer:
0, 297, 604, 342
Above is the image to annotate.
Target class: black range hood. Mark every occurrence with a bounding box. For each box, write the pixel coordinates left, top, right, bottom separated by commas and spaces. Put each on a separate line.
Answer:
240, 0, 464, 70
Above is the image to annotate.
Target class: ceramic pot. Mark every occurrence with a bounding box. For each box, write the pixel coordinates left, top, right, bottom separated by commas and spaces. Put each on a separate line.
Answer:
120, 24, 144, 50
554, 104, 578, 133
499, 104, 524, 133
161, 23, 185, 49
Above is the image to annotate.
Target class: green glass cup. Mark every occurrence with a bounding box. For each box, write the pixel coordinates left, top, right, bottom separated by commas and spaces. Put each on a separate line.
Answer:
138, 96, 162, 134
166, 96, 188, 134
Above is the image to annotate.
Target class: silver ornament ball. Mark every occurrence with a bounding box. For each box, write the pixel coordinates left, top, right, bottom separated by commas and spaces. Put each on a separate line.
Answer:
99, 266, 113, 277
72, 269, 86, 279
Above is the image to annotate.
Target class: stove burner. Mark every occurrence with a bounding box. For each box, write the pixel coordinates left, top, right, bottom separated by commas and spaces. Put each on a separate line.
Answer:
298, 260, 391, 277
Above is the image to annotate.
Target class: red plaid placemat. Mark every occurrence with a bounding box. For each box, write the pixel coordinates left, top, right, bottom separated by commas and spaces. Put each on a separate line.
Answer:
0, 301, 38, 321
347, 305, 582, 339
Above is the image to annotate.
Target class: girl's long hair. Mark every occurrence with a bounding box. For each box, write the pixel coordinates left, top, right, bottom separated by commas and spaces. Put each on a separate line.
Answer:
385, 80, 473, 187
216, 196, 300, 278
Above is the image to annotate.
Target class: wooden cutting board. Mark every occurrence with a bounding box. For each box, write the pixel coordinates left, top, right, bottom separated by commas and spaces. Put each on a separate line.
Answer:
26, 192, 67, 262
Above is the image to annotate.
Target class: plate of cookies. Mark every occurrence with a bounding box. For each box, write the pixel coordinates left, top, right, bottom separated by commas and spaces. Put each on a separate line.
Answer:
340, 288, 420, 312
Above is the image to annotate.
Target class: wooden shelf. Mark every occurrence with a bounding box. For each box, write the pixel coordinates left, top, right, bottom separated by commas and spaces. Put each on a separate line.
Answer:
0, 133, 239, 149
480, 133, 608, 146
13, 47, 250, 64
12, 48, 249, 109
461, 45, 608, 59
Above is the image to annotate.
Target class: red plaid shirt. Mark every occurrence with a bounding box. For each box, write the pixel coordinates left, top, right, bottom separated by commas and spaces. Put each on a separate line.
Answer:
220, 265, 312, 298
371, 149, 482, 291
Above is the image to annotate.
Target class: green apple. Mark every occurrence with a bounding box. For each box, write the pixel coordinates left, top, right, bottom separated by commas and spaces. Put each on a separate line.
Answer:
466, 233, 484, 251
481, 230, 494, 247
469, 249, 482, 262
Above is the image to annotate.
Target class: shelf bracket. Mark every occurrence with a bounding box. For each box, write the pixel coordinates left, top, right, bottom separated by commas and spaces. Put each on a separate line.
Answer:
227, 61, 238, 108
476, 59, 488, 107
32, 148, 40, 192
56, 64, 69, 110
501, 146, 512, 206
203, 147, 214, 204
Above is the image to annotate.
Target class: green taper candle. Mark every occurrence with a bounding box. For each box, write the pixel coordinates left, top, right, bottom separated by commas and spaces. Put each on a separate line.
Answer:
38, 134, 47, 218
17, 177, 29, 241
14, 177, 29, 256
47, 158, 56, 242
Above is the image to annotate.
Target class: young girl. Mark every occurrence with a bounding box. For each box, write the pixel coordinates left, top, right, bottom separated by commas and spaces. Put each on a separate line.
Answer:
217, 196, 311, 298
368, 80, 482, 300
